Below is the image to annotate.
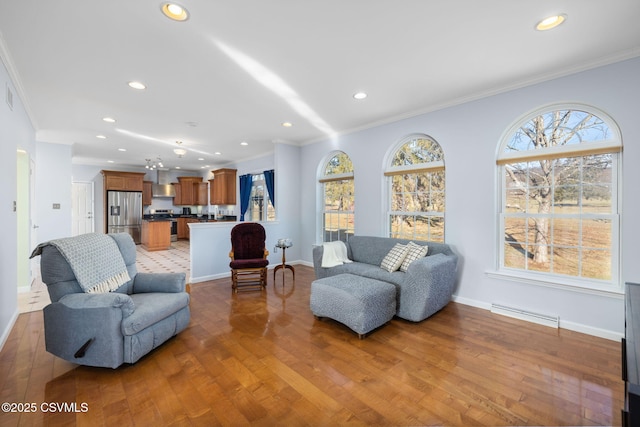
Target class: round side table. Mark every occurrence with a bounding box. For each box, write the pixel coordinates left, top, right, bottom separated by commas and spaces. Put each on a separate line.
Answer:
274, 239, 294, 281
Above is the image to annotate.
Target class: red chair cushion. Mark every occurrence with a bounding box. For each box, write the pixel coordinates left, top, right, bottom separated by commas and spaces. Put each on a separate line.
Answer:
230, 258, 269, 269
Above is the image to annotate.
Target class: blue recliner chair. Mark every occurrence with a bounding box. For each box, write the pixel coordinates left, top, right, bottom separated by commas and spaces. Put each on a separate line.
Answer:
32, 232, 190, 368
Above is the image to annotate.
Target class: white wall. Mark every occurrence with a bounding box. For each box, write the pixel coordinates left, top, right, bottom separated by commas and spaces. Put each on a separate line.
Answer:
189, 145, 303, 280
35, 142, 72, 242
0, 59, 36, 349
298, 57, 640, 339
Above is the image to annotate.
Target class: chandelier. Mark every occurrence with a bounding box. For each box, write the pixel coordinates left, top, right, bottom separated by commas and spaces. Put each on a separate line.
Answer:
145, 157, 164, 169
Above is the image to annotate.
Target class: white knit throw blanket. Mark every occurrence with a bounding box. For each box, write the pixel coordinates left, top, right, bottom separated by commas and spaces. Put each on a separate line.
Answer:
40, 233, 131, 293
321, 241, 353, 268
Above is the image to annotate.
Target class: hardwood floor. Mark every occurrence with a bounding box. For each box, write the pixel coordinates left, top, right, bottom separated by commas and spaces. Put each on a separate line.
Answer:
1, 266, 623, 426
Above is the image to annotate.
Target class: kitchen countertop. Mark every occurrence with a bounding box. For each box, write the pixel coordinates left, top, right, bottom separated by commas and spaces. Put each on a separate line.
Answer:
143, 214, 237, 222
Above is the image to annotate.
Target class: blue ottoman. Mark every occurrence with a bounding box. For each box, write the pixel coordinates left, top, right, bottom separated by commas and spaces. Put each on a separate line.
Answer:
310, 273, 396, 338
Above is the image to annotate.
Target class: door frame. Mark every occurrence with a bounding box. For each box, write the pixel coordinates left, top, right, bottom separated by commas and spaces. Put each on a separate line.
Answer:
72, 181, 95, 236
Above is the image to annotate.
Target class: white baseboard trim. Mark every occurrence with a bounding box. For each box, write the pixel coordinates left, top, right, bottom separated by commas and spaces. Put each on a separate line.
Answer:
190, 260, 311, 284
451, 294, 622, 342
0, 309, 19, 353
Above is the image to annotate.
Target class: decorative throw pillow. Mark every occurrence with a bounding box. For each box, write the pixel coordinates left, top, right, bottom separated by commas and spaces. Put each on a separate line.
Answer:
380, 243, 409, 272
400, 241, 428, 272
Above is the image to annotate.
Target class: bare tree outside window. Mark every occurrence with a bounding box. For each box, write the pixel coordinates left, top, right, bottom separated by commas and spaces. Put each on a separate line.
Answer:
500, 109, 618, 282
387, 136, 445, 242
321, 152, 354, 242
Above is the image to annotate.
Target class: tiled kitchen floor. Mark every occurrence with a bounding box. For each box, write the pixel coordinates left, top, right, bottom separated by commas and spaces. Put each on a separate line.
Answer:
18, 240, 191, 314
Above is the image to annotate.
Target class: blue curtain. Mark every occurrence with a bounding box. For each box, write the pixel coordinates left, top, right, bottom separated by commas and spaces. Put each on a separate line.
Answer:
264, 169, 275, 208
239, 174, 253, 221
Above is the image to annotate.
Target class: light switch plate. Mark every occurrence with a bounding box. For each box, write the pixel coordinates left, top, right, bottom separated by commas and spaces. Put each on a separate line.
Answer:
52, 203, 60, 209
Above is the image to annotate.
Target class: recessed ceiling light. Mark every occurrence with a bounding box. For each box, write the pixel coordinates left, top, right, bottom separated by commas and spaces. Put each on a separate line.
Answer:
353, 92, 368, 100
198, 157, 204, 161
107, 160, 114, 163
102, 117, 116, 123
128, 81, 146, 90
281, 122, 293, 127
96, 135, 107, 139
175, 166, 181, 169
161, 3, 189, 21
240, 141, 249, 146
535, 14, 567, 31
214, 152, 221, 155
118, 148, 127, 152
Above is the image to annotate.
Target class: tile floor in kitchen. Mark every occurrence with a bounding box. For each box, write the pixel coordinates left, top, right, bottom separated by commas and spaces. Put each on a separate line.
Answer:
18, 240, 191, 314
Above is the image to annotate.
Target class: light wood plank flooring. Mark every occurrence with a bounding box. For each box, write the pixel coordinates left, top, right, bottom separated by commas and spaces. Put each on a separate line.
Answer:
1, 266, 624, 426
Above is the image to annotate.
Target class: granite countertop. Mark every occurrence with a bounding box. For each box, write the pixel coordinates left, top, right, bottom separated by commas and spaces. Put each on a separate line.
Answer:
143, 215, 237, 222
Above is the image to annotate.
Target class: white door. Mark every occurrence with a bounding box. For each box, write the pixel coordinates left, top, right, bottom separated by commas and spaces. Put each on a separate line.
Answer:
72, 182, 94, 236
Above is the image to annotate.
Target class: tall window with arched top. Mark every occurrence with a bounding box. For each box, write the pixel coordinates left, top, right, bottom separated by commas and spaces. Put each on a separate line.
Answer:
497, 105, 621, 289
320, 151, 354, 242
385, 134, 445, 242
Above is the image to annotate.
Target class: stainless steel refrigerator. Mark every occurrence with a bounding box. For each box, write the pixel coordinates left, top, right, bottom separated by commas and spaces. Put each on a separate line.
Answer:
107, 191, 143, 244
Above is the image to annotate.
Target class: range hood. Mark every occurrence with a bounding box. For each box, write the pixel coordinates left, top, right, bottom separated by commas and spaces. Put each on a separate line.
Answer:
151, 170, 176, 197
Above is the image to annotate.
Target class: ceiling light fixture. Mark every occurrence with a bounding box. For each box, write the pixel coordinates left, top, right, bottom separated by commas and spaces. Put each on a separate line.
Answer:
281, 122, 293, 127
118, 148, 127, 152
535, 14, 567, 31
145, 157, 164, 169
240, 141, 249, 146
128, 81, 146, 90
102, 117, 116, 123
353, 92, 368, 100
96, 135, 107, 139
161, 3, 189, 21
173, 140, 187, 157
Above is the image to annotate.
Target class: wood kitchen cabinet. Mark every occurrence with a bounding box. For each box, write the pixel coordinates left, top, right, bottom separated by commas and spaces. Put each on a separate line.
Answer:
141, 220, 171, 251
175, 176, 205, 205
209, 168, 237, 205
101, 170, 145, 191
177, 217, 200, 240
196, 182, 208, 205
142, 181, 153, 205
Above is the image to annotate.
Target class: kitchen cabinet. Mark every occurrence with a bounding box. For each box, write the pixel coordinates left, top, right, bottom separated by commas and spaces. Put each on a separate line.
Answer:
143, 181, 153, 205
141, 220, 171, 251
175, 176, 204, 205
101, 170, 145, 192
209, 168, 237, 205
196, 182, 208, 205
177, 217, 201, 240
172, 183, 181, 205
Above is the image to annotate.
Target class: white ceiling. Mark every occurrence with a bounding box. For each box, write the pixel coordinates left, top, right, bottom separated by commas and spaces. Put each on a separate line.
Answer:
1, 0, 639, 172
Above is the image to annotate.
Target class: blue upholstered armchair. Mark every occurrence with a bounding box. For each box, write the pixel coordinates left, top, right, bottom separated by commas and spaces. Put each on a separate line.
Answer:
31, 233, 190, 368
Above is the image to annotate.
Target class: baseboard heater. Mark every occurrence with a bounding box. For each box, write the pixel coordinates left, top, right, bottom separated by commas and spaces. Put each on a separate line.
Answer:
490, 303, 559, 329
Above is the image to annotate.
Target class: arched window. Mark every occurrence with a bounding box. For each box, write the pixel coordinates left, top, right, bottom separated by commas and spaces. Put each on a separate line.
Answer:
497, 105, 621, 289
385, 134, 445, 242
319, 151, 354, 242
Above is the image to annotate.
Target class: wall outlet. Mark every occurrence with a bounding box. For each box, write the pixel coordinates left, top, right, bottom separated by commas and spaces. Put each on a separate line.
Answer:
52, 203, 60, 209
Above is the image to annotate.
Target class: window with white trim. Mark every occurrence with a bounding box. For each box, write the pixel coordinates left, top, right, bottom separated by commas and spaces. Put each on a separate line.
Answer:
497, 106, 621, 289
320, 152, 354, 243
386, 134, 445, 242
246, 173, 275, 222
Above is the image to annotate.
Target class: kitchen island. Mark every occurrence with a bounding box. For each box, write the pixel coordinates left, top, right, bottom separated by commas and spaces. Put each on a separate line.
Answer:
141, 219, 171, 251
